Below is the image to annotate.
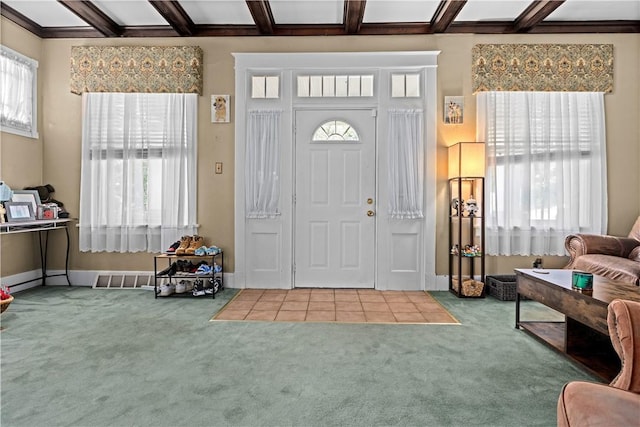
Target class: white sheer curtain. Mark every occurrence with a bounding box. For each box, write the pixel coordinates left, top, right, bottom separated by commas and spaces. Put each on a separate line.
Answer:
388, 109, 424, 219
477, 91, 607, 256
0, 45, 38, 138
79, 92, 197, 253
246, 110, 281, 218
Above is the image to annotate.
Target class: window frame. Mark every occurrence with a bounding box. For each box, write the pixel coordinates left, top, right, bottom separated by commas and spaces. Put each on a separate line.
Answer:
0, 45, 39, 139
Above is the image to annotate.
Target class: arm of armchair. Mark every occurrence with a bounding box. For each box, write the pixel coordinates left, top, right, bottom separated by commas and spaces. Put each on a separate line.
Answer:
564, 234, 640, 269
607, 299, 640, 392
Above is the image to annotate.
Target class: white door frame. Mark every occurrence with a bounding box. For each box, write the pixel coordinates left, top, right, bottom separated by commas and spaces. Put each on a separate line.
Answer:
234, 51, 439, 290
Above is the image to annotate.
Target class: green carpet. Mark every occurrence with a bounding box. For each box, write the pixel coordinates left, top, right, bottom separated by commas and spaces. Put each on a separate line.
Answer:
1, 286, 599, 427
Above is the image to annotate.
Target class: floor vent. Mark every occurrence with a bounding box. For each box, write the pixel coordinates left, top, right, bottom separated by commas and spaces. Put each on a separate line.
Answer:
93, 273, 154, 289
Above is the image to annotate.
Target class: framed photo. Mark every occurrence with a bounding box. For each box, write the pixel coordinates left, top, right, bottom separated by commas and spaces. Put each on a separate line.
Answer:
11, 190, 41, 216
5, 201, 35, 222
444, 96, 464, 124
211, 94, 230, 123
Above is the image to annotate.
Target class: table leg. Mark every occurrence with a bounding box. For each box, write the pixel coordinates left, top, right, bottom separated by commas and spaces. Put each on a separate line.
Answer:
515, 292, 521, 329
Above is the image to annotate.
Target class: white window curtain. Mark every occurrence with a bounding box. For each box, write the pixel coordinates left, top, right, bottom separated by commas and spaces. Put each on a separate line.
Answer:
0, 45, 38, 138
245, 110, 282, 218
477, 91, 607, 256
388, 109, 424, 219
79, 92, 198, 253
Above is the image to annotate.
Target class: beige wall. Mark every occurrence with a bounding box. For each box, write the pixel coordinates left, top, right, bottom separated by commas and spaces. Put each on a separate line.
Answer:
0, 19, 45, 275
2, 15, 639, 281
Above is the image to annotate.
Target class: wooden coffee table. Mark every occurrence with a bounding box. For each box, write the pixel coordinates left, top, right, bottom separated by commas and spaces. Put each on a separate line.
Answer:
515, 268, 640, 381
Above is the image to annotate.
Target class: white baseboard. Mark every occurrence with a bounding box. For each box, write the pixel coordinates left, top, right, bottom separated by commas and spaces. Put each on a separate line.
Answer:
432, 275, 450, 291
2, 269, 236, 292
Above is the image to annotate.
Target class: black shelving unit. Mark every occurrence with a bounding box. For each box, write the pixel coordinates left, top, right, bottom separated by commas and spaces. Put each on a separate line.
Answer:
153, 251, 223, 299
448, 177, 485, 298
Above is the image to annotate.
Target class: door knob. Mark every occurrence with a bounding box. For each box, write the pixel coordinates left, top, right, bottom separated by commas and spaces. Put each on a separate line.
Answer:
367, 198, 374, 205
367, 210, 375, 217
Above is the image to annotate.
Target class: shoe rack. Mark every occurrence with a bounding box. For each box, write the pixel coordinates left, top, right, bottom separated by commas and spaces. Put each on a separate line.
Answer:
153, 251, 224, 299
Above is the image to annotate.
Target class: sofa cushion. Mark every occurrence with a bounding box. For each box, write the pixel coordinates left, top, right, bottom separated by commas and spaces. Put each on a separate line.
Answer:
573, 254, 640, 285
629, 246, 640, 262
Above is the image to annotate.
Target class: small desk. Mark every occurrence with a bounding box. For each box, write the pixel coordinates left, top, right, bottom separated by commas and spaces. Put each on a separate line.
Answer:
1, 218, 73, 287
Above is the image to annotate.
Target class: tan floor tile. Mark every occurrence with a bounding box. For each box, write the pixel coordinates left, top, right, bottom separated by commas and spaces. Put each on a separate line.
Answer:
288, 288, 311, 295
259, 292, 287, 302
362, 302, 390, 312
334, 289, 359, 295
334, 293, 360, 302
214, 309, 250, 320
235, 292, 263, 302
393, 312, 427, 323
308, 301, 335, 311
336, 311, 366, 322
357, 289, 378, 295
310, 293, 335, 302
364, 311, 397, 323
306, 310, 336, 321
310, 289, 334, 295
284, 292, 310, 302
359, 294, 385, 303
245, 310, 278, 321
240, 289, 265, 296
280, 301, 309, 311
252, 301, 283, 311
335, 301, 363, 312
405, 292, 433, 303
416, 302, 445, 312
225, 300, 256, 310
275, 310, 307, 321
388, 302, 419, 313
382, 292, 411, 302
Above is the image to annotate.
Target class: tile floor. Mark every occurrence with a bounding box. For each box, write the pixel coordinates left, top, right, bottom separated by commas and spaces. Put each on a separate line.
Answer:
212, 289, 459, 324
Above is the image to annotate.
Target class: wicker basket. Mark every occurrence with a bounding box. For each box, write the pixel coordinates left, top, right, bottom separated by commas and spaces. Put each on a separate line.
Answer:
486, 275, 527, 301
0, 296, 14, 314
452, 278, 485, 297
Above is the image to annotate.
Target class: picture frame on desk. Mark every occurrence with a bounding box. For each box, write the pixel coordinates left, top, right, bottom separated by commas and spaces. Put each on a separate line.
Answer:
5, 201, 35, 222
11, 190, 41, 217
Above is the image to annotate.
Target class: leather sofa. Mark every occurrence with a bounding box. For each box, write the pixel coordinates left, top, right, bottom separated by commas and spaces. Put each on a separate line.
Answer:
565, 216, 640, 285
557, 299, 640, 426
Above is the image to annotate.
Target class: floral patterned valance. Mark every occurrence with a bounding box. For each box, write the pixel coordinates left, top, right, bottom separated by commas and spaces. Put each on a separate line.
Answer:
472, 44, 613, 93
70, 46, 203, 95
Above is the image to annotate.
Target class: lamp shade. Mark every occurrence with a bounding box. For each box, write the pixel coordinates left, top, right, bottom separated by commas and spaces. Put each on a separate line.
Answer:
448, 142, 485, 178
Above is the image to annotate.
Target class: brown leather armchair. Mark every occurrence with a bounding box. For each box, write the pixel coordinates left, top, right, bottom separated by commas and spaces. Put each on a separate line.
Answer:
565, 216, 640, 285
557, 299, 640, 426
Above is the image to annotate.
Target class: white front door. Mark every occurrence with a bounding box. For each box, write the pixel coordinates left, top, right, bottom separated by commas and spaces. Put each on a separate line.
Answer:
294, 109, 376, 288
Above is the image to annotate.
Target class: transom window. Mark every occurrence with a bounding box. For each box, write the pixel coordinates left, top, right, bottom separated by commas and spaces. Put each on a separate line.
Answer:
312, 120, 359, 142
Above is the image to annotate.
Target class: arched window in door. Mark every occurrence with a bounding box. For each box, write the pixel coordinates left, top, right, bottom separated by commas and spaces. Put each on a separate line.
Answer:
312, 120, 359, 142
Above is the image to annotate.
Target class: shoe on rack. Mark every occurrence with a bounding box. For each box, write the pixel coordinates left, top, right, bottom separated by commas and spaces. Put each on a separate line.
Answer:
196, 264, 213, 275
175, 236, 192, 256
192, 279, 206, 296
158, 262, 177, 276
176, 280, 187, 294
166, 240, 181, 254
185, 235, 204, 255
194, 245, 208, 256
206, 246, 221, 256
159, 282, 175, 297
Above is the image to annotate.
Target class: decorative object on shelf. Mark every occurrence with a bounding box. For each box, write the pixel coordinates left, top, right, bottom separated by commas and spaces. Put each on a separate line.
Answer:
4, 201, 35, 222
464, 195, 479, 217
451, 198, 463, 216
11, 190, 41, 217
463, 245, 482, 257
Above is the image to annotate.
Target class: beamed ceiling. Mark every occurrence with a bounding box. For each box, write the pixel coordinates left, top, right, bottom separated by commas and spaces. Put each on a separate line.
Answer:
1, 0, 639, 38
